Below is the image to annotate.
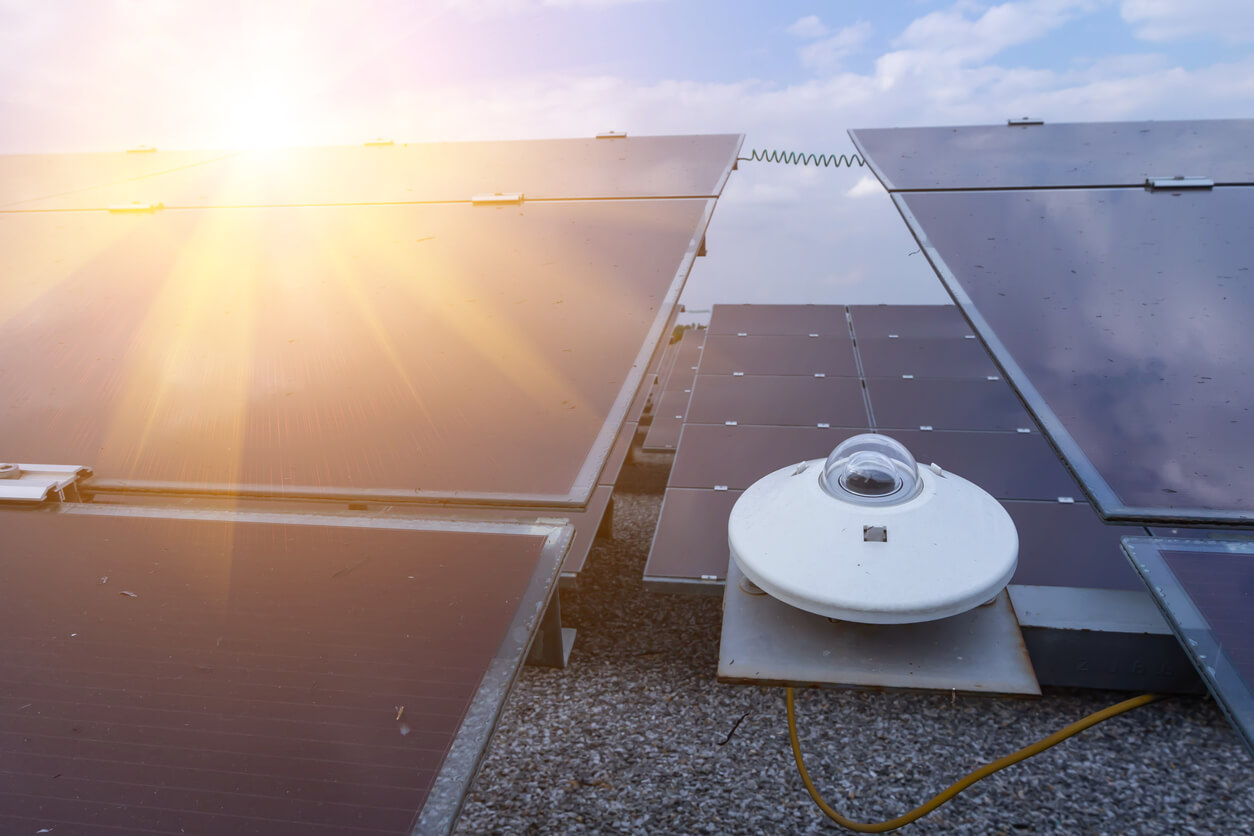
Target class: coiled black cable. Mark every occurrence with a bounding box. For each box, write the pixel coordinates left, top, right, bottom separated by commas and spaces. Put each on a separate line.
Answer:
737, 149, 866, 167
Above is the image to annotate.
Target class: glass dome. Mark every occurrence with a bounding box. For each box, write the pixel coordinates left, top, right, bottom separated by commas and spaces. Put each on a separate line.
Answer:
819, 433, 922, 505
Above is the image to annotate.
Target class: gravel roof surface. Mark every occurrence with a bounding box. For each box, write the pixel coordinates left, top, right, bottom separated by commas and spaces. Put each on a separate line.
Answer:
454, 453, 1254, 835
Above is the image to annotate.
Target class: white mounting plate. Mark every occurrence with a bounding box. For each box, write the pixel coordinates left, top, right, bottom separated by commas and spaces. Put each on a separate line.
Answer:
0, 463, 91, 502
719, 560, 1040, 696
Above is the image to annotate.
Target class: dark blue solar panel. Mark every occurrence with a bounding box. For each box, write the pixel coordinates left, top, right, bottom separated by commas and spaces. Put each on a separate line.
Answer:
1123, 537, 1254, 756
895, 185, 1254, 522
849, 119, 1254, 191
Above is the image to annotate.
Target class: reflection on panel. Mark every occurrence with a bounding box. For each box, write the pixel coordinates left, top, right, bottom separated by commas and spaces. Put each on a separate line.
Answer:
5, 135, 743, 210
1124, 538, 1254, 756
0, 506, 567, 835
850, 119, 1254, 191
900, 186, 1254, 521
0, 199, 712, 502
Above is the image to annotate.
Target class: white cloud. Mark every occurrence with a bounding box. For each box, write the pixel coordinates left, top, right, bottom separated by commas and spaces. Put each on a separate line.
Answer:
799, 21, 874, 73
846, 175, 884, 198
1121, 0, 1254, 44
786, 14, 829, 39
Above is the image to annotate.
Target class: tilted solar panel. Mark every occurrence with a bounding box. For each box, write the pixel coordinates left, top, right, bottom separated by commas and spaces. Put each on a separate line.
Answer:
894, 185, 1254, 522
849, 119, 1254, 192
0, 504, 571, 835
1124, 537, 1254, 757
0, 199, 713, 505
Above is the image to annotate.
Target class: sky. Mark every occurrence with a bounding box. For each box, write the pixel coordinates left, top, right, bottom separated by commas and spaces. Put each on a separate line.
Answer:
3, 0, 1253, 316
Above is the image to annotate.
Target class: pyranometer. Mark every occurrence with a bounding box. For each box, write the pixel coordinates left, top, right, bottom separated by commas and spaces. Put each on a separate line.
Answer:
728, 433, 1017, 624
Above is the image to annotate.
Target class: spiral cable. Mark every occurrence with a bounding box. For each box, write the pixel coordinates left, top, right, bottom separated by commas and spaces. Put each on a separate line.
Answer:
738, 149, 866, 167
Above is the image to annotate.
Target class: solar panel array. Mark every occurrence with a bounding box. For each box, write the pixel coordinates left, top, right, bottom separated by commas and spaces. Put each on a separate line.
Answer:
644, 303, 1152, 592
641, 327, 707, 451
0, 134, 743, 834
852, 117, 1254, 745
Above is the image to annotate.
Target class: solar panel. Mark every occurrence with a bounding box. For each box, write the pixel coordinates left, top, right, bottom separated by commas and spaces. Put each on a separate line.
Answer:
895, 184, 1254, 522
0, 198, 713, 505
668, 424, 1077, 500
706, 304, 847, 336
1004, 501, 1146, 590
866, 377, 1033, 431
847, 303, 972, 338
641, 328, 706, 451
857, 336, 1000, 379
849, 119, 1254, 192
643, 488, 741, 590
1, 134, 744, 210
685, 374, 868, 428
1123, 537, 1254, 756
697, 334, 857, 376
0, 504, 571, 835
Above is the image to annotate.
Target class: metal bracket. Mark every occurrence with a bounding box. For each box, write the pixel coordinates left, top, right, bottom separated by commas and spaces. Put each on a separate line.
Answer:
1146, 176, 1213, 191
0, 463, 92, 503
472, 192, 524, 206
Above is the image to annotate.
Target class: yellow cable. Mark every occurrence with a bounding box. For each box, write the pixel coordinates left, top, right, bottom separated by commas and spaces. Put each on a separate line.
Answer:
786, 687, 1164, 833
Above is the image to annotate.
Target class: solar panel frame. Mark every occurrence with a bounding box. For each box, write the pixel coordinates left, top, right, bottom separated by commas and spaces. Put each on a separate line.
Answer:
1122, 537, 1254, 757
890, 186, 1254, 523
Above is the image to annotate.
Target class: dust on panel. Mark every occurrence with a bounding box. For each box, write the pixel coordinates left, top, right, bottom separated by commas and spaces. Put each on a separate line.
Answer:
1124, 537, 1254, 756
900, 186, 1254, 522
0, 199, 712, 503
5, 135, 743, 211
0, 506, 567, 835
850, 119, 1254, 191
